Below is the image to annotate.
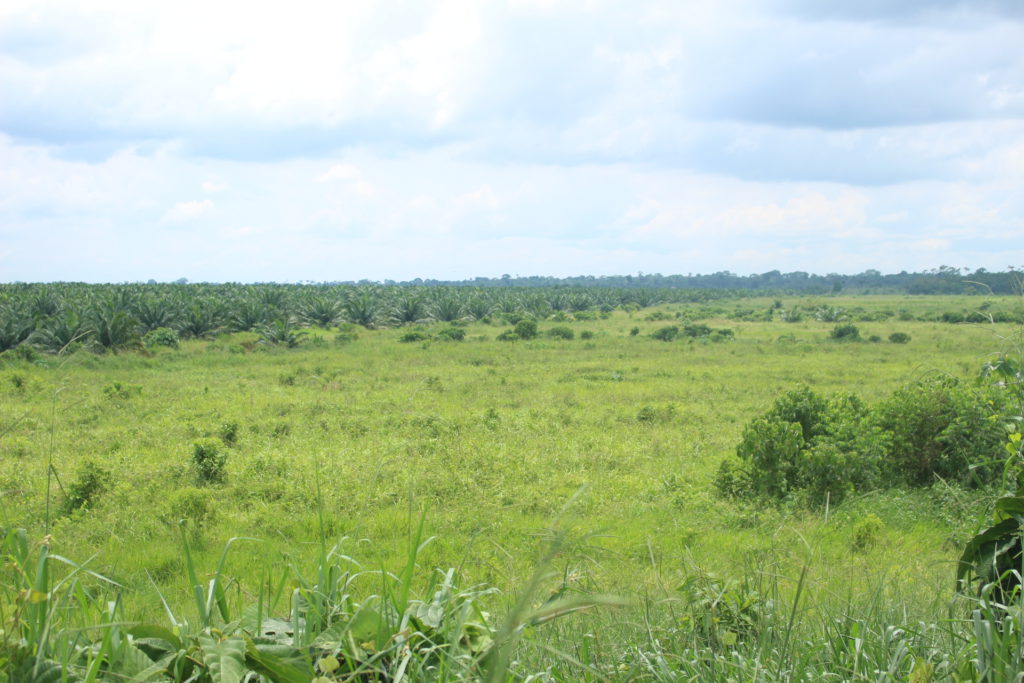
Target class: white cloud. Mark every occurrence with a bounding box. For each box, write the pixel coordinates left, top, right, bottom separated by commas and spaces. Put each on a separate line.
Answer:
162, 199, 213, 223
315, 164, 361, 183
912, 238, 951, 251
2, 3, 1024, 281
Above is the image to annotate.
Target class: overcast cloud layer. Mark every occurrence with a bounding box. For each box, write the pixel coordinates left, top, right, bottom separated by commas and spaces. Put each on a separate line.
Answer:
1, 0, 1022, 282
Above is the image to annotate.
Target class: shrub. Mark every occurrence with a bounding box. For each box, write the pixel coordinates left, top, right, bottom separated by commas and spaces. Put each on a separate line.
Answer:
62, 460, 110, 514
830, 324, 861, 341
399, 330, 431, 343
941, 311, 965, 324
546, 326, 574, 340
142, 326, 179, 349
514, 319, 539, 340
873, 376, 1008, 486
103, 382, 142, 400
218, 421, 239, 445
496, 330, 520, 342
637, 404, 676, 424
851, 514, 885, 552
580, 330, 594, 340
889, 332, 911, 344
682, 323, 712, 338
629, 327, 640, 336
726, 388, 884, 506
436, 326, 466, 341
167, 487, 215, 537
651, 326, 679, 342
192, 438, 227, 484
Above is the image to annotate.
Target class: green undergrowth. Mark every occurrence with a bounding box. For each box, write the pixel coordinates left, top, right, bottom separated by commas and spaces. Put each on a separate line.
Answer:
1, 295, 1022, 678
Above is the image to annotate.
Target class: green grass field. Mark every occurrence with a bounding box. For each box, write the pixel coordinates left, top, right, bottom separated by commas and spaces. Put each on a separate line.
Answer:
2, 293, 1023, 680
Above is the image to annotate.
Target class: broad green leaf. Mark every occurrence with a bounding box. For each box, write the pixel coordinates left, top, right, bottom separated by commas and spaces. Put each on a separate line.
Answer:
128, 624, 183, 651
198, 632, 247, 683
245, 638, 315, 683
349, 606, 383, 643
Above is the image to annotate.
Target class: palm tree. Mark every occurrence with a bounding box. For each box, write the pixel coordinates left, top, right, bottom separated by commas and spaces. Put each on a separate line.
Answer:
30, 311, 92, 352
299, 296, 343, 328
390, 293, 430, 325
0, 304, 34, 352
259, 318, 306, 348
343, 290, 380, 328
89, 302, 139, 351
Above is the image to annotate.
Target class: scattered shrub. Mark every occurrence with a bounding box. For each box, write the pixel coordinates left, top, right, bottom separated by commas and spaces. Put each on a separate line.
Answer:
637, 404, 676, 424
580, 330, 595, 340
873, 376, 1008, 486
399, 330, 431, 343
192, 438, 227, 484
218, 421, 239, 445
851, 514, 885, 552
629, 327, 640, 336
941, 311, 965, 324
889, 332, 911, 344
514, 319, 539, 340
723, 376, 1012, 506
651, 326, 679, 342
682, 323, 712, 338
103, 382, 142, 400
546, 326, 574, 340
62, 460, 110, 514
830, 324, 861, 341
436, 326, 466, 341
167, 487, 215, 535
142, 327, 179, 349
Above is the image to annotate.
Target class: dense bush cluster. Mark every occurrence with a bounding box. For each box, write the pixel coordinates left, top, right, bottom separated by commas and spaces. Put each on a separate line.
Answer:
717, 376, 1011, 506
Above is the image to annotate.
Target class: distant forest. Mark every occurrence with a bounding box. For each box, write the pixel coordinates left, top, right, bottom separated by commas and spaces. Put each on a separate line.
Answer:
377, 266, 1021, 294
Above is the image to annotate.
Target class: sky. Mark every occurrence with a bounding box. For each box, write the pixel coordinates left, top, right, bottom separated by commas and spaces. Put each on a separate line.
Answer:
1, 0, 1023, 283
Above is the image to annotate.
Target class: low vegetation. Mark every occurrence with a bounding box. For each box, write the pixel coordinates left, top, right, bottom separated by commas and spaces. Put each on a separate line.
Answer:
1, 287, 1024, 679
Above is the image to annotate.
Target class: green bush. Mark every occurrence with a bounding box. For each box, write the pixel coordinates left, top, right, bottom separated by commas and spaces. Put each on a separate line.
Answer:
218, 421, 239, 445
830, 324, 861, 341
399, 330, 431, 343
62, 460, 110, 514
727, 389, 884, 506
142, 326, 179, 349
436, 326, 466, 341
192, 438, 227, 484
724, 376, 1012, 506
889, 332, 911, 344
651, 325, 679, 342
580, 330, 594, 340
514, 319, 538, 340
851, 513, 885, 552
873, 376, 1008, 486
103, 381, 142, 400
546, 326, 574, 340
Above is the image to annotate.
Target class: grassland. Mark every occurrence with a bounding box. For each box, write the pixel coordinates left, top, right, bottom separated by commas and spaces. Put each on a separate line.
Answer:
2, 293, 1023, 680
